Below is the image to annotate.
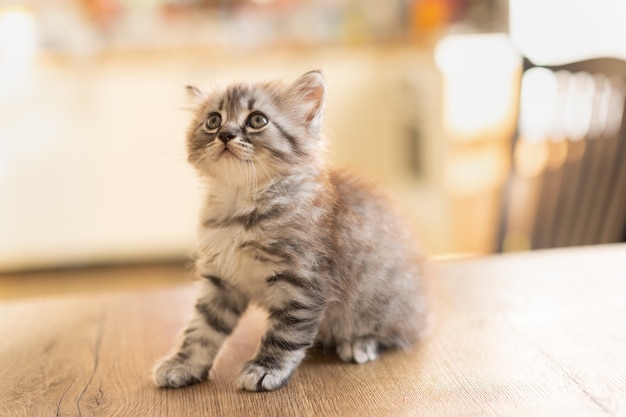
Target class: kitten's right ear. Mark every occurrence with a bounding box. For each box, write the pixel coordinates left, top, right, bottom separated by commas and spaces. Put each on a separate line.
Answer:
184, 85, 207, 111
186, 85, 203, 99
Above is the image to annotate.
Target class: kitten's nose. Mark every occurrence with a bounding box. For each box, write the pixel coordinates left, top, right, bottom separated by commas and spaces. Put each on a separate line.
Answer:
218, 131, 236, 143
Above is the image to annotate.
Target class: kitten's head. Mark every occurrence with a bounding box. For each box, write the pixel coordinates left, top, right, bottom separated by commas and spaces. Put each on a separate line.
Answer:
185, 71, 326, 186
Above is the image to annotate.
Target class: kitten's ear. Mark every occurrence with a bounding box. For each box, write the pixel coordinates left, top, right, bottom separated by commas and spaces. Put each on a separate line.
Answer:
289, 70, 326, 131
184, 85, 207, 111
186, 85, 203, 99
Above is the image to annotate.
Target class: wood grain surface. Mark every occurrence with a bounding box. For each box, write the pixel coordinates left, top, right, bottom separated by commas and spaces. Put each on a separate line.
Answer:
1, 244, 625, 416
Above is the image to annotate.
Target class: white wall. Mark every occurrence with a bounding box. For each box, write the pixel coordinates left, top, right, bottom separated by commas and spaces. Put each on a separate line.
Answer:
510, 0, 626, 64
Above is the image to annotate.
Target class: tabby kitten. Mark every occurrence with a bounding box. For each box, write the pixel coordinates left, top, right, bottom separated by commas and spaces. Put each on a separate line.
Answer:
153, 71, 430, 392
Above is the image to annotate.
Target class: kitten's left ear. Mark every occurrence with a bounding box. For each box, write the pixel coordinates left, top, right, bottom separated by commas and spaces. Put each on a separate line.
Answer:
289, 70, 326, 131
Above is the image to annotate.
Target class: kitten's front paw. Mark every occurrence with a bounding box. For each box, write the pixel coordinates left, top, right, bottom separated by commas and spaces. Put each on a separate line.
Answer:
337, 338, 379, 364
236, 361, 293, 392
153, 355, 210, 388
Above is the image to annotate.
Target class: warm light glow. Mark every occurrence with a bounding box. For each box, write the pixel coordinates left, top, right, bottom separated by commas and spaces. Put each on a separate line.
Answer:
0, 7, 37, 67
0, 7, 37, 100
435, 33, 520, 139
562, 72, 594, 142
518, 68, 558, 143
604, 77, 626, 138
444, 147, 510, 196
519, 68, 626, 146
513, 138, 549, 178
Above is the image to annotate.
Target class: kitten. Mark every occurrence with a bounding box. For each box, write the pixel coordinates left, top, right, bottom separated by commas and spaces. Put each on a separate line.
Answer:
153, 71, 430, 391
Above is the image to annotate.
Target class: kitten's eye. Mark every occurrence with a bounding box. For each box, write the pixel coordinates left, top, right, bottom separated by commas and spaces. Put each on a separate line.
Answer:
246, 112, 269, 129
205, 113, 222, 131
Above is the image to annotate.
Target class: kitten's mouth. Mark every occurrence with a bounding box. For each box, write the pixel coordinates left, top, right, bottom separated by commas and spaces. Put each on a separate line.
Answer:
218, 145, 242, 161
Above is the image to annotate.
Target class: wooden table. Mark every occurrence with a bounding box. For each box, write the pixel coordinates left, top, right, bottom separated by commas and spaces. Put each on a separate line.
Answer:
1, 244, 625, 416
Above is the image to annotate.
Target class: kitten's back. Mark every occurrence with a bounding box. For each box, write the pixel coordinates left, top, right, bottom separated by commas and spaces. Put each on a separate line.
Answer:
316, 168, 430, 350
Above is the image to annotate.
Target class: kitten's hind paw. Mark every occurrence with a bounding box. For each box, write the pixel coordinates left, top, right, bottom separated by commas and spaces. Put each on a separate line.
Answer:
236, 361, 293, 392
153, 355, 211, 388
337, 338, 379, 364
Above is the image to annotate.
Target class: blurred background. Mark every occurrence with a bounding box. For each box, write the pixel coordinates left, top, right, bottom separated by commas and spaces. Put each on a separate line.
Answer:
1, 0, 626, 273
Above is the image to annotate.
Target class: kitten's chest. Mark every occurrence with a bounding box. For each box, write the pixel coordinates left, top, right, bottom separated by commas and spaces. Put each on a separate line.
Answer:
196, 225, 275, 292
